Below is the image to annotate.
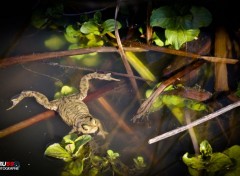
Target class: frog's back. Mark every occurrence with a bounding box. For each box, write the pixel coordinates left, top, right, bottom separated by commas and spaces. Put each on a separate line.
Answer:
57, 96, 89, 126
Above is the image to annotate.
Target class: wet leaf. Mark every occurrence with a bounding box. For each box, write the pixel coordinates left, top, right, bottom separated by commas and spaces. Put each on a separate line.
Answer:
93, 11, 102, 23
102, 19, 121, 35
80, 21, 100, 35
182, 153, 205, 170
150, 6, 177, 29
223, 145, 240, 176
107, 150, 120, 160
88, 167, 99, 176
190, 6, 212, 28
165, 28, 199, 50
64, 158, 85, 175
133, 156, 147, 169
74, 135, 92, 157
45, 143, 72, 162
200, 140, 212, 158
207, 152, 232, 172
61, 86, 78, 96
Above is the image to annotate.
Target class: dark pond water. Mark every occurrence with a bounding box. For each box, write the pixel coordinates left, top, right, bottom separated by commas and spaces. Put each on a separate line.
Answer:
1, 2, 240, 176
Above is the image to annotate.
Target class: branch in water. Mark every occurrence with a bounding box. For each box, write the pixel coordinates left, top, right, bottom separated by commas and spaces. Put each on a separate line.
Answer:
148, 101, 240, 144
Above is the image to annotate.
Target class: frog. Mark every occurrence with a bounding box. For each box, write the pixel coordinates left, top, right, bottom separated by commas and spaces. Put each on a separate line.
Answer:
7, 72, 120, 139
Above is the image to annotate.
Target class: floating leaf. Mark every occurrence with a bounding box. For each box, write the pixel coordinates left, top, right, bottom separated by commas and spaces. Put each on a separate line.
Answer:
165, 28, 199, 50
44, 143, 72, 162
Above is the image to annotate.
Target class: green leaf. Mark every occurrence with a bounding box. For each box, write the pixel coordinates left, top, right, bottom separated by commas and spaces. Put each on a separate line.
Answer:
88, 167, 99, 176
150, 6, 177, 29
93, 11, 102, 23
182, 153, 205, 170
102, 19, 121, 35
80, 21, 100, 35
207, 152, 232, 172
44, 143, 72, 162
165, 28, 199, 50
63, 133, 78, 144
107, 150, 120, 160
152, 32, 164, 46
74, 135, 92, 157
133, 156, 147, 169
190, 6, 212, 28
61, 85, 78, 96
64, 158, 85, 175
200, 140, 212, 158
223, 145, 240, 176
64, 25, 81, 43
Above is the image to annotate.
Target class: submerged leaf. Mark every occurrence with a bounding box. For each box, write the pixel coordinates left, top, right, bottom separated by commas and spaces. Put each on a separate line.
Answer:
45, 143, 72, 162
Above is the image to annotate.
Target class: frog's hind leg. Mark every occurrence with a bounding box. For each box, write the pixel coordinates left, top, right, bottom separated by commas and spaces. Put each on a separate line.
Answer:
78, 72, 120, 100
7, 91, 59, 111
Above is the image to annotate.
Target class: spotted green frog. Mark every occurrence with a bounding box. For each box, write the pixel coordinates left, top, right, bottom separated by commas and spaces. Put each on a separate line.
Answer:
7, 72, 120, 138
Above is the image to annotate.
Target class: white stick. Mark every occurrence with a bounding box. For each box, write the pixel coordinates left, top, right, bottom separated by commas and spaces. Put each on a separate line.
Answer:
148, 101, 240, 144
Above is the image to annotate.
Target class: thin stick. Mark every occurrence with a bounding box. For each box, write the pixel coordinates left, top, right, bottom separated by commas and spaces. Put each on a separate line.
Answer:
148, 101, 240, 144
114, 0, 141, 100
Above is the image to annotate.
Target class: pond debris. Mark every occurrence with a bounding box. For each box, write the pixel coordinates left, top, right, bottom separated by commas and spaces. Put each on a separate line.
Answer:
148, 101, 240, 144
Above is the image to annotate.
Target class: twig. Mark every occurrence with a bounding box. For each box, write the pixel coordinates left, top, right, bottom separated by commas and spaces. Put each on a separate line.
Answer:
132, 60, 205, 122
148, 101, 240, 144
128, 41, 238, 64
0, 47, 147, 67
114, 0, 141, 100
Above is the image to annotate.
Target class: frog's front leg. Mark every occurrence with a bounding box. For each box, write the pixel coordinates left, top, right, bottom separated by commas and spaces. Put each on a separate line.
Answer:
78, 72, 120, 100
7, 91, 59, 111
72, 115, 108, 139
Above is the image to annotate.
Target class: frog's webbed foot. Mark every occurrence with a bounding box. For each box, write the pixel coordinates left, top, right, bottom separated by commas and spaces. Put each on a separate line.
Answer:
7, 97, 21, 110
99, 73, 120, 82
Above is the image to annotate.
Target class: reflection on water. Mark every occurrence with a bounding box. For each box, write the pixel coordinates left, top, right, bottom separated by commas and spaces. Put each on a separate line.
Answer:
0, 17, 240, 176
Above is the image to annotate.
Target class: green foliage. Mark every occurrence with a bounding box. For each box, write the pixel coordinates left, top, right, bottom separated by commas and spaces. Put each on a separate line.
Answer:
182, 140, 240, 176
44, 134, 147, 176
150, 4, 212, 49
54, 84, 78, 99
235, 83, 240, 97
146, 84, 208, 124
64, 11, 121, 48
